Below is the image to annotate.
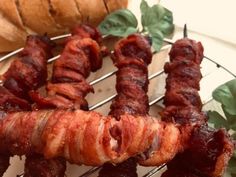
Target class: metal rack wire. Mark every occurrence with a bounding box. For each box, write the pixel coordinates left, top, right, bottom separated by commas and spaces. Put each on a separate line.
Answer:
0, 29, 235, 177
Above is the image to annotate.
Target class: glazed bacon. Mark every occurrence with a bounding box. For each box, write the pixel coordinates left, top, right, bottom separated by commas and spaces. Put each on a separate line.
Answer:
0, 109, 182, 166
99, 34, 152, 177
160, 38, 234, 177
30, 25, 103, 110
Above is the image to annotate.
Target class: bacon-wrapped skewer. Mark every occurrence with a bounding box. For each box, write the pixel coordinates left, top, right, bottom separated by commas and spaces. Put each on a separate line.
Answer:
99, 34, 151, 177
0, 35, 53, 176
0, 106, 232, 170
0, 34, 194, 173
161, 38, 234, 177
0, 34, 233, 177
0, 109, 182, 166
0, 35, 53, 112
2, 36, 52, 100
24, 25, 103, 177
30, 25, 102, 110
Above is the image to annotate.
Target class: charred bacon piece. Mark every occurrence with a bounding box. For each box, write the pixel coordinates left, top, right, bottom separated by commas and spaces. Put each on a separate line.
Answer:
24, 155, 66, 177
161, 38, 205, 124
161, 38, 234, 177
99, 158, 138, 177
0, 155, 9, 177
25, 25, 103, 177
71, 24, 102, 43
99, 34, 152, 177
0, 86, 30, 112
162, 125, 234, 177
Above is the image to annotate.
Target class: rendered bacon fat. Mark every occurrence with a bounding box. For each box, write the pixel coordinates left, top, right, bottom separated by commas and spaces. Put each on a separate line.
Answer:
160, 38, 234, 177
0, 109, 181, 166
25, 25, 103, 177
99, 34, 151, 177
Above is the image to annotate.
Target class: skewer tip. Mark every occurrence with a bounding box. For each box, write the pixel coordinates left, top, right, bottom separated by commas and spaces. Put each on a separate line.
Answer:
183, 24, 188, 38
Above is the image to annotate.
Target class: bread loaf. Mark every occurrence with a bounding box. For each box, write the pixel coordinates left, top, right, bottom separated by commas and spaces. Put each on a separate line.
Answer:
0, 0, 128, 52
0, 12, 27, 51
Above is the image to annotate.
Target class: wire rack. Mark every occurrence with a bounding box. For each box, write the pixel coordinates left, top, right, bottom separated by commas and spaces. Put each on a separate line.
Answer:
0, 30, 235, 177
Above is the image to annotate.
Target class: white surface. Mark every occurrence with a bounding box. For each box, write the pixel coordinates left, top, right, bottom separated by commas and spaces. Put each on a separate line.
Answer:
162, 0, 236, 45
130, 0, 236, 45
129, 0, 236, 75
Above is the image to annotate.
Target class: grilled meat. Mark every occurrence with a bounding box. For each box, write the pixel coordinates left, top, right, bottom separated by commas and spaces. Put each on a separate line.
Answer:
0, 109, 182, 166
24, 155, 66, 177
0, 86, 30, 112
160, 38, 234, 177
2, 35, 53, 100
99, 34, 152, 177
30, 26, 102, 110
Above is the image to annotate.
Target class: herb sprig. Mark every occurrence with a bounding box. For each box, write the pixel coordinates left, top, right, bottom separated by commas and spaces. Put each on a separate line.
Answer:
208, 79, 236, 176
98, 0, 174, 52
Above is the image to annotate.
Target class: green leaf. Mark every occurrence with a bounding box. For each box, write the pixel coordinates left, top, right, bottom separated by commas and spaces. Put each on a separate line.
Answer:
140, 0, 149, 18
221, 105, 236, 131
140, 0, 174, 36
98, 9, 138, 37
228, 157, 236, 173
140, 0, 174, 52
208, 111, 229, 130
148, 29, 164, 52
222, 105, 236, 121
231, 173, 236, 177
230, 122, 236, 131
232, 132, 236, 140
213, 79, 236, 116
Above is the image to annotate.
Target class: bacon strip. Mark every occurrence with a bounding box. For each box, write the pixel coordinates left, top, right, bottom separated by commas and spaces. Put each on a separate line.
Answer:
160, 38, 234, 177
2, 35, 53, 101
0, 109, 181, 166
30, 25, 102, 110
